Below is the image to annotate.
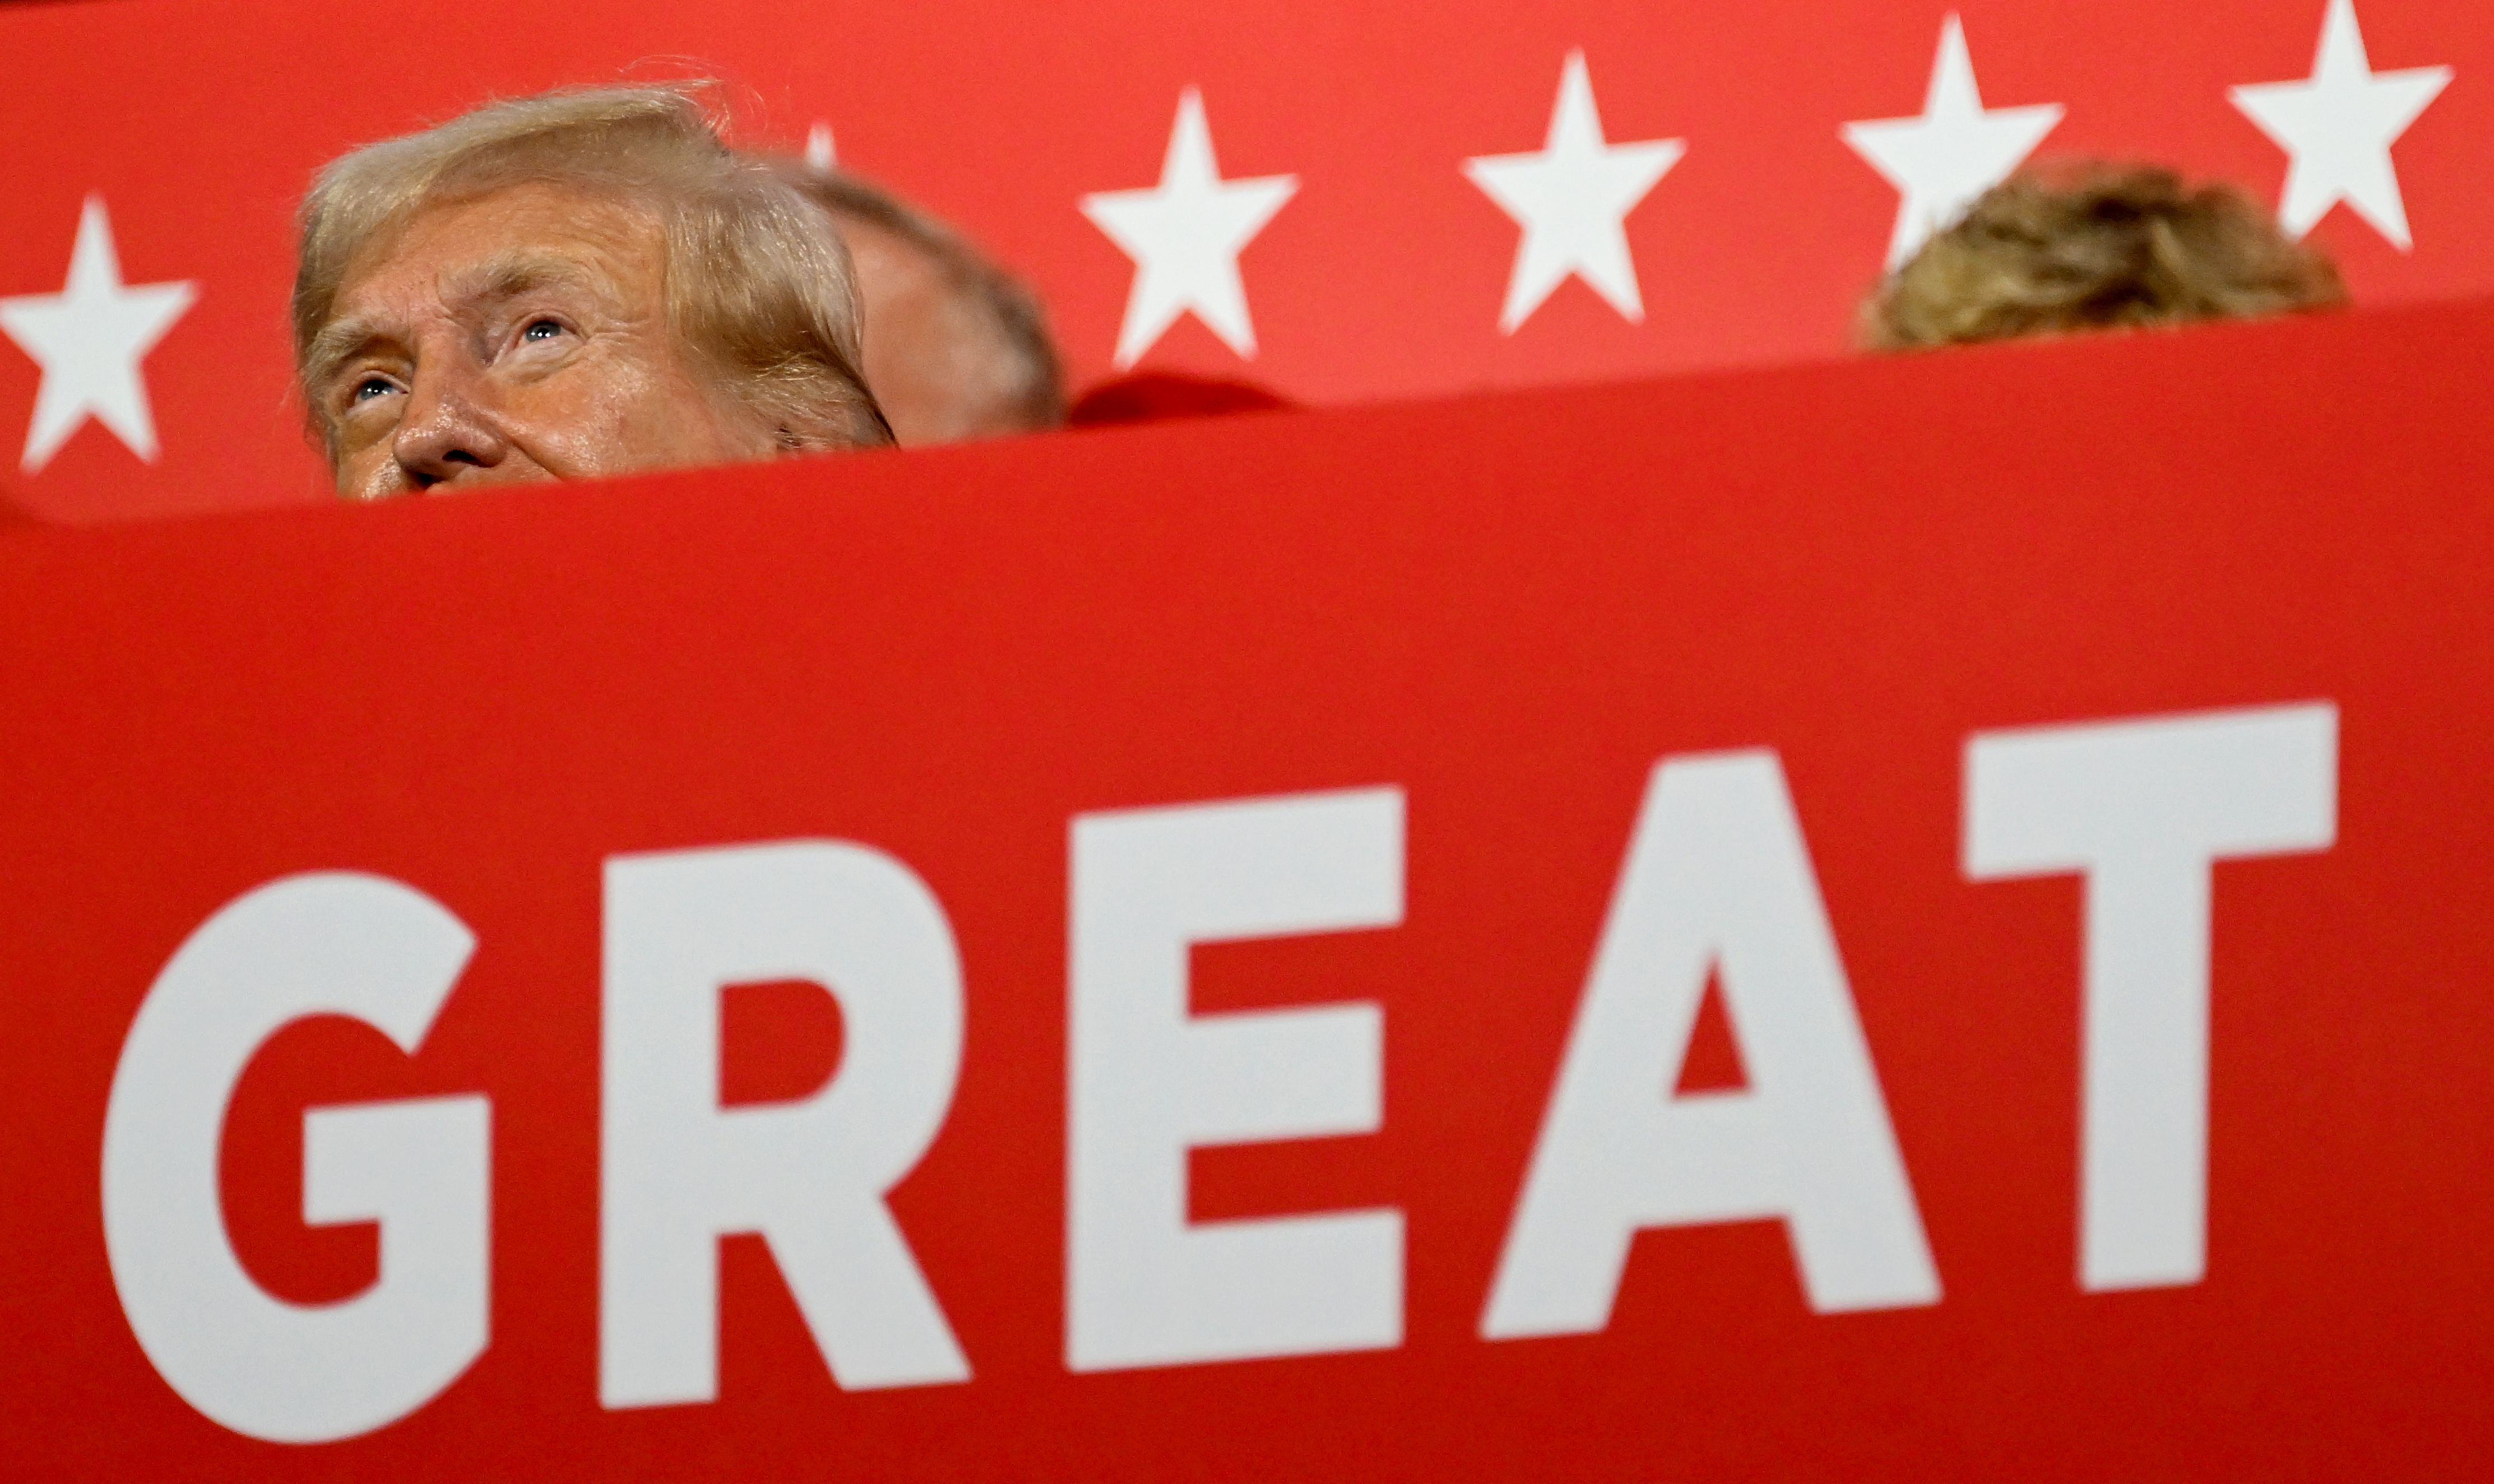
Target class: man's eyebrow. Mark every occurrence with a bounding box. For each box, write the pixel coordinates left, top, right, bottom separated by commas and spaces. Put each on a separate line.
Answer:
305, 253, 620, 395
303, 317, 392, 397
444, 252, 615, 309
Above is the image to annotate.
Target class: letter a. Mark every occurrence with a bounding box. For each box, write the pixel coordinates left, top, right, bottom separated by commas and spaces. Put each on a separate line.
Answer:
1482, 751, 1939, 1338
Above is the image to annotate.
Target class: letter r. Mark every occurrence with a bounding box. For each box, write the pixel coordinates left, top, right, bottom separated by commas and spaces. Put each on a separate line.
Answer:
600, 840, 971, 1407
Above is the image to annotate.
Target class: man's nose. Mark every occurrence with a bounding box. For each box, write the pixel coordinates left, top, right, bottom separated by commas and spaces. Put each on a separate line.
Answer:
391, 362, 513, 490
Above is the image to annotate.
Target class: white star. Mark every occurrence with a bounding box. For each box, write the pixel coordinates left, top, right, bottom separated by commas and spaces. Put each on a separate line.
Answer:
1463, 50, 1686, 333
2230, 0, 2451, 249
0, 196, 196, 475
804, 120, 837, 173
1081, 89, 1297, 368
1842, 15, 2065, 271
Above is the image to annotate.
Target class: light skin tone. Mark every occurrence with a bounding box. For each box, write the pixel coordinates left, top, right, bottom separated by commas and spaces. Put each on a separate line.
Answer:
838, 215, 1023, 446
309, 182, 781, 497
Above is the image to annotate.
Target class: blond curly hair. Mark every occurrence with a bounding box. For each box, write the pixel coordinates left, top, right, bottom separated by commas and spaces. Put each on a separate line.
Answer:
1862, 164, 2347, 350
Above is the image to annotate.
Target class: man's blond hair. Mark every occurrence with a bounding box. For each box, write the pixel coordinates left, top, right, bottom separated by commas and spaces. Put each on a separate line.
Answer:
1862, 164, 2347, 351
295, 84, 891, 458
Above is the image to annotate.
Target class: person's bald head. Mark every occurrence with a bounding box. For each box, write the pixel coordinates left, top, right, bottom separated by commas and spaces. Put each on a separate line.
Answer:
780, 165, 1064, 446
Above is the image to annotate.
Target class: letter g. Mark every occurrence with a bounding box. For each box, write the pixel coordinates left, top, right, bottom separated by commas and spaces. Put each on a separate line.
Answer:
101, 872, 489, 1443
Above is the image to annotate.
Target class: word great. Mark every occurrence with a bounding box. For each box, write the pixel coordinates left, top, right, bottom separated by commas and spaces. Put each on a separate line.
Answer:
98, 702, 2334, 1443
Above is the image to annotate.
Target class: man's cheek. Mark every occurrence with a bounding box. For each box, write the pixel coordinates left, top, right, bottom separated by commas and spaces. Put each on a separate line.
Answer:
340, 446, 398, 498
577, 364, 683, 470
509, 381, 631, 480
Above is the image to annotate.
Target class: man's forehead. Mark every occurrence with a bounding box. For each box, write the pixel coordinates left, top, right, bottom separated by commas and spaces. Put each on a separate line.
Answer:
443, 249, 611, 304
333, 184, 658, 316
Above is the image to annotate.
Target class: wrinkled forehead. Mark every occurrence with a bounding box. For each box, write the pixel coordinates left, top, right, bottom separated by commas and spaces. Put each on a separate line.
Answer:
328, 180, 667, 329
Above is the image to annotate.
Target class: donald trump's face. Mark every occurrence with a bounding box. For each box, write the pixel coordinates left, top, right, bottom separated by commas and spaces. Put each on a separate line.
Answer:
308, 182, 777, 497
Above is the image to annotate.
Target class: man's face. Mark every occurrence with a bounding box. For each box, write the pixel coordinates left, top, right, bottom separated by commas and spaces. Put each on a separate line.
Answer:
312, 182, 778, 496
840, 216, 1025, 446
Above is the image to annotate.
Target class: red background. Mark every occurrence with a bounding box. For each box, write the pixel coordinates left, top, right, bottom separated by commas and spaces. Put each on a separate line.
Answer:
1, 301, 2490, 1475
0, 0, 2483, 520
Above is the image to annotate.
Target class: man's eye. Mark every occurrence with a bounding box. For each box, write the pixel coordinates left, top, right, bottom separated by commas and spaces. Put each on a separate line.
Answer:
350, 375, 396, 404
522, 318, 565, 342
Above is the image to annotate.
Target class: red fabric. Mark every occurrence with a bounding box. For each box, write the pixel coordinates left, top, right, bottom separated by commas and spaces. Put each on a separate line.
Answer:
2, 302, 2492, 1477
1068, 372, 1296, 426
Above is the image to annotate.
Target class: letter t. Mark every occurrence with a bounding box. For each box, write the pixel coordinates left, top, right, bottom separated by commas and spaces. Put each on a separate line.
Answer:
1965, 703, 2337, 1291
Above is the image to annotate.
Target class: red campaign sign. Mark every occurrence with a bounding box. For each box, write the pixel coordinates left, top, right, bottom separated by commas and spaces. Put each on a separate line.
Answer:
0, 0, 2484, 522
3, 302, 2493, 1477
